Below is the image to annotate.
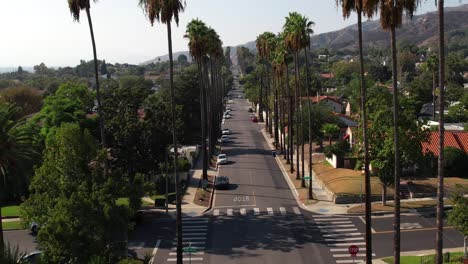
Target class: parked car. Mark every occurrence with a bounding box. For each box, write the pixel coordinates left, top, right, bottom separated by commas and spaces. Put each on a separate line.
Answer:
216, 154, 228, 165
224, 114, 232, 119
248, 107, 254, 113
226, 106, 232, 111
214, 176, 230, 190
29, 221, 40, 234
251, 116, 258, 122
219, 135, 231, 142
222, 128, 230, 135
17, 251, 42, 264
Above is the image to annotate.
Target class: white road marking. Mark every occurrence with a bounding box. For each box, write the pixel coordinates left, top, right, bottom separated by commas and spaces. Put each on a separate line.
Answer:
182, 237, 206, 241
327, 242, 366, 247
293, 207, 301, 215
169, 252, 205, 256
313, 218, 348, 221
171, 247, 205, 251
319, 228, 358, 232
267, 207, 274, 215
182, 219, 208, 223
279, 207, 286, 215
328, 221, 353, 224
213, 209, 219, 216
324, 237, 364, 241
182, 232, 207, 236
167, 257, 203, 262
148, 239, 160, 264
315, 224, 355, 228
254, 208, 260, 215
240, 208, 246, 215
227, 209, 233, 216
333, 253, 376, 258
182, 228, 208, 231
172, 241, 205, 245
322, 232, 362, 237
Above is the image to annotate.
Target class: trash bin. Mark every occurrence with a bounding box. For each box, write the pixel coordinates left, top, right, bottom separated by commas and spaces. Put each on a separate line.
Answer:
272, 150, 276, 157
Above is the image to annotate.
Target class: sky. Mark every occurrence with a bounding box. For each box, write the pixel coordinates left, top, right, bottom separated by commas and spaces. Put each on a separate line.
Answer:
0, 0, 465, 68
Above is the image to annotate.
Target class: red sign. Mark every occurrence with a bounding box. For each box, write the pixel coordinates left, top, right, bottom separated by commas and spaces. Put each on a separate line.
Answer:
348, 245, 359, 256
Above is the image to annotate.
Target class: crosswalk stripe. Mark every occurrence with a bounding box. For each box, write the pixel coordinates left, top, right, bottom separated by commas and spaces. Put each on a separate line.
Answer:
182, 237, 206, 241
267, 207, 274, 215
328, 221, 352, 224
182, 232, 206, 236
183, 228, 207, 231
173, 241, 205, 245
320, 228, 358, 232
279, 207, 286, 215
313, 218, 348, 221
315, 224, 355, 228
169, 252, 205, 256
324, 237, 364, 241
171, 247, 204, 251
213, 209, 219, 216
323, 232, 362, 237
167, 257, 203, 262
254, 208, 260, 215
227, 209, 233, 216
333, 253, 376, 258
336, 259, 365, 263
293, 207, 301, 215
328, 242, 366, 247
240, 208, 246, 215
182, 219, 208, 223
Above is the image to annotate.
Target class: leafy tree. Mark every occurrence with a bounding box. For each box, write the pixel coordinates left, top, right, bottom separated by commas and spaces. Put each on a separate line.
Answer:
33, 83, 95, 137
21, 123, 130, 263
447, 185, 468, 258
332, 60, 359, 85
443, 147, 468, 177
0, 86, 42, 118
177, 54, 188, 65
368, 63, 391, 83
321, 123, 340, 146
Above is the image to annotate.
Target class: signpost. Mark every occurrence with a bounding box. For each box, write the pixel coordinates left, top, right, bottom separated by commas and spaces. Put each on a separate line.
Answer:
183, 243, 197, 264
348, 245, 359, 263
303, 176, 311, 180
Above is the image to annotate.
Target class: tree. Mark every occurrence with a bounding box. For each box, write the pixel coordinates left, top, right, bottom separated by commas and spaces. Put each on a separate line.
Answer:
177, 54, 188, 65
0, 86, 43, 118
366, 1, 421, 262
67, 0, 107, 147
33, 83, 95, 137
0, 104, 41, 250
21, 123, 130, 262
321, 123, 340, 146
138, 1, 186, 261
447, 185, 468, 258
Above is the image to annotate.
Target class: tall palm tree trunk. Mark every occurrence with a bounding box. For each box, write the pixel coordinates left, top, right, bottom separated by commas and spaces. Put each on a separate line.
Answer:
274, 76, 279, 149
304, 45, 313, 199
198, 61, 208, 180
166, 22, 182, 264
294, 52, 300, 180
259, 75, 264, 122
286, 66, 294, 171
390, 17, 401, 264
357, 3, 372, 262
432, 69, 437, 120
86, 7, 106, 148
435, 1, 445, 263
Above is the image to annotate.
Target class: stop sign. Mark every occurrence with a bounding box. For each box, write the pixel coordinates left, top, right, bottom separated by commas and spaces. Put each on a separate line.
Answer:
348, 245, 359, 256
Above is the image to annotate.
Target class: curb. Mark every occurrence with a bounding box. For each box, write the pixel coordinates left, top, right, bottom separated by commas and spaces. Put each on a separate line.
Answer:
202, 145, 222, 215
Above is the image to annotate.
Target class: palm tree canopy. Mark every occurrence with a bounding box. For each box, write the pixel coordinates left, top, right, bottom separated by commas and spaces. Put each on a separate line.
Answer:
283, 12, 314, 52
67, 0, 96, 21
368, 0, 421, 30
184, 19, 209, 60
139, 0, 186, 26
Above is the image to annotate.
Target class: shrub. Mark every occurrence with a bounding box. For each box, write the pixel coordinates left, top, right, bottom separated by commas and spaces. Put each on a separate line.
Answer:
444, 147, 468, 177
324, 140, 350, 158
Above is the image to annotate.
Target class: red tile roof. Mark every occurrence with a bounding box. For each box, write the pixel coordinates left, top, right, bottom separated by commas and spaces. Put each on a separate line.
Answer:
321, 73, 334, 79
422, 131, 468, 156
304, 96, 342, 105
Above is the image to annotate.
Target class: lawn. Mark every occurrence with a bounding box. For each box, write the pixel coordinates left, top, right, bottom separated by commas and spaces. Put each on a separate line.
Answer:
382, 252, 465, 264
348, 199, 453, 213
2, 220, 23, 230
1, 205, 20, 217
313, 162, 387, 196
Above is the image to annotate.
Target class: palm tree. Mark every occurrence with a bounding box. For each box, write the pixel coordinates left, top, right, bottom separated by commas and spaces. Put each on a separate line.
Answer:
284, 12, 305, 181
336, 0, 373, 261
367, 1, 421, 262
139, 1, 186, 262
67, 0, 106, 147
425, 54, 438, 120
0, 104, 40, 250
256, 34, 267, 123
435, 1, 445, 262
185, 19, 209, 181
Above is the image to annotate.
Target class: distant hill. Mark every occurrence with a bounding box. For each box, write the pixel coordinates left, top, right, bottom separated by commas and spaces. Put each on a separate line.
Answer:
141, 4, 468, 64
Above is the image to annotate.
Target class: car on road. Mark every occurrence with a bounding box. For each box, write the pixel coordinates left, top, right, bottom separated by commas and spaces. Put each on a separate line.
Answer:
219, 135, 231, 143
214, 176, 230, 190
248, 107, 254, 113
226, 106, 232, 111
251, 116, 258, 122
223, 114, 232, 119
217, 154, 228, 165
17, 251, 42, 264
222, 128, 230, 135
29, 221, 40, 234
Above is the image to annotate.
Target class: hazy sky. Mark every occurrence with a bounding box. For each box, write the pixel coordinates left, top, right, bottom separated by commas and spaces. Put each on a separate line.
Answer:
0, 0, 464, 67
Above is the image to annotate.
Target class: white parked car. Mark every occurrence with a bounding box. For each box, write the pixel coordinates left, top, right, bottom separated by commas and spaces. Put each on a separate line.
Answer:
220, 135, 231, 142
217, 154, 228, 165
222, 128, 231, 135
224, 114, 232, 119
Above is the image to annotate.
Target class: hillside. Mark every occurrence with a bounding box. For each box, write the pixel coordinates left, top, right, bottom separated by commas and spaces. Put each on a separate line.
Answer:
141, 4, 468, 64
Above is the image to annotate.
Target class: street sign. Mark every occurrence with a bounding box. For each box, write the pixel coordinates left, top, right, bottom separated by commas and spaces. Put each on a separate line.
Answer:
303, 176, 311, 180
183, 246, 197, 253
348, 245, 359, 257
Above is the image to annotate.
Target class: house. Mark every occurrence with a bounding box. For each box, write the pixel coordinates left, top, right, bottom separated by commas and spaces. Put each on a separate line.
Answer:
307, 95, 344, 113
422, 131, 468, 156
